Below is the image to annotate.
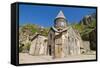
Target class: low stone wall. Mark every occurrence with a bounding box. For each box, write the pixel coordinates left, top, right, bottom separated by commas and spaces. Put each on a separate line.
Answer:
83, 41, 90, 51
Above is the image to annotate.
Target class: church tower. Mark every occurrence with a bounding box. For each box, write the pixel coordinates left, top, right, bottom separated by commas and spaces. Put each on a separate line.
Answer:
54, 10, 68, 30
47, 10, 68, 58
47, 10, 82, 58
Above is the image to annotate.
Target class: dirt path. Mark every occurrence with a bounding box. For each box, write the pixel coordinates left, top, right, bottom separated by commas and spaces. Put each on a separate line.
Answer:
19, 53, 96, 64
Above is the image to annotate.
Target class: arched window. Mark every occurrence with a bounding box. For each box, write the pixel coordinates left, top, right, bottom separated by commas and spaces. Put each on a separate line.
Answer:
50, 33, 52, 40
60, 22, 65, 26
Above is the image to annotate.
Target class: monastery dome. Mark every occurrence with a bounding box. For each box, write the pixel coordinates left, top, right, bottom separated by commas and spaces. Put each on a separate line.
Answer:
54, 10, 68, 29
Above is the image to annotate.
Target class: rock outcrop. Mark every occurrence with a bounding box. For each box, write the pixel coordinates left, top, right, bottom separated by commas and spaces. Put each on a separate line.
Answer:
89, 28, 96, 50
80, 13, 96, 26
79, 13, 96, 51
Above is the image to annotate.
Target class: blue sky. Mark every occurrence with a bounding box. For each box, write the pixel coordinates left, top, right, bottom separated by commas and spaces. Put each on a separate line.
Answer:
19, 4, 96, 27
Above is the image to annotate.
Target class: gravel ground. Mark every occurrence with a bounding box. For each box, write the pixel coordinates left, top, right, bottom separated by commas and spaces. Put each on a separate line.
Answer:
19, 53, 96, 64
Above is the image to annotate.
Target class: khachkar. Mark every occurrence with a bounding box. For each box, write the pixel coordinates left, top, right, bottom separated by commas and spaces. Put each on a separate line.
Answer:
47, 10, 83, 58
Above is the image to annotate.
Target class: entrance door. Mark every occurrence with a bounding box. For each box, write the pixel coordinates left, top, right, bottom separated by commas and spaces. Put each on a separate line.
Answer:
49, 45, 51, 55
55, 45, 62, 58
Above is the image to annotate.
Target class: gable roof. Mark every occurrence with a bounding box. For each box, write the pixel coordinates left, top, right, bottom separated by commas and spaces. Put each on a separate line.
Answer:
30, 34, 39, 41
31, 33, 47, 41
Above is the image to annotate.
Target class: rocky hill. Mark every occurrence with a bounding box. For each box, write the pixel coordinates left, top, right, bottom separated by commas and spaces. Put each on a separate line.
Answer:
79, 13, 96, 40
72, 13, 96, 50
19, 24, 49, 40
79, 13, 96, 25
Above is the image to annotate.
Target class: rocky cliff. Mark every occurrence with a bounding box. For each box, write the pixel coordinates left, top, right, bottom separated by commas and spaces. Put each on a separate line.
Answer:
72, 13, 96, 51
79, 13, 96, 26
89, 28, 96, 50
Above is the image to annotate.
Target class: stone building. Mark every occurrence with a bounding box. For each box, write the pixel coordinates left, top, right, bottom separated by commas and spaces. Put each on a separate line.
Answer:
29, 33, 47, 56
47, 11, 83, 58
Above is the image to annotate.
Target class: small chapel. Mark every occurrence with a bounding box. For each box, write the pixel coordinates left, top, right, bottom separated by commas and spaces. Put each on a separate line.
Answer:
29, 33, 48, 56
47, 10, 83, 58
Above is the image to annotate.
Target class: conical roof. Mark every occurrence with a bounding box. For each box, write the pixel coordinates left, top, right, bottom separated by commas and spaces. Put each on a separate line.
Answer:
56, 10, 66, 19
